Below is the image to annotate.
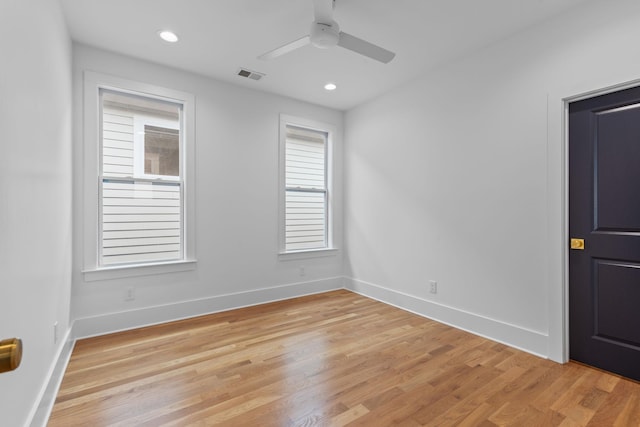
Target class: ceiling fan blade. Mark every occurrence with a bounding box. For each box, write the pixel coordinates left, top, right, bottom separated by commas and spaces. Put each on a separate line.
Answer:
337, 32, 395, 63
258, 35, 311, 60
312, 0, 334, 23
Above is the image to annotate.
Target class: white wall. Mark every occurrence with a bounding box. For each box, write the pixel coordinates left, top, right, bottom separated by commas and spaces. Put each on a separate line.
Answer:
71, 45, 344, 336
4, 1, 636, 423
0, 0, 72, 425
344, 0, 640, 361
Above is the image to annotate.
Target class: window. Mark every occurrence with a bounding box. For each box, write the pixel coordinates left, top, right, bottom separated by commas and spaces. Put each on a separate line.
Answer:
279, 115, 334, 254
133, 117, 180, 178
100, 90, 183, 265
83, 72, 195, 279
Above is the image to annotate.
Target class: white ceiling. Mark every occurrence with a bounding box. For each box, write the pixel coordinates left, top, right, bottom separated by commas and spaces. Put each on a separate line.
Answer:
60, 0, 591, 110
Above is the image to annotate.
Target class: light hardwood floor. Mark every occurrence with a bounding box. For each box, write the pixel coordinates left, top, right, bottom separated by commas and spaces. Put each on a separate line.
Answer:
49, 290, 640, 426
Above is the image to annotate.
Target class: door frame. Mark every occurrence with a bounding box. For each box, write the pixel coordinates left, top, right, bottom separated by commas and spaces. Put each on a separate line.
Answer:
548, 76, 640, 363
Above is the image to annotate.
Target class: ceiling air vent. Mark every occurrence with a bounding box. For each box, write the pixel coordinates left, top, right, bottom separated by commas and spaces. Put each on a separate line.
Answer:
237, 68, 265, 81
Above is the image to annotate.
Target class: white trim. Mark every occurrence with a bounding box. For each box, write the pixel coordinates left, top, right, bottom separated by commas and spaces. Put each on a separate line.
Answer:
83, 71, 196, 278
26, 329, 75, 427
278, 248, 339, 261
279, 114, 337, 255
73, 277, 344, 339
32, 278, 558, 426
33, 280, 341, 425
548, 76, 640, 364
345, 277, 549, 359
546, 92, 568, 363
83, 259, 197, 282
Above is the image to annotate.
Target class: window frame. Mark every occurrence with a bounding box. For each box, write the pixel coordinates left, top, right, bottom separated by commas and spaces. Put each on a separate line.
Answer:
83, 72, 196, 281
278, 114, 337, 258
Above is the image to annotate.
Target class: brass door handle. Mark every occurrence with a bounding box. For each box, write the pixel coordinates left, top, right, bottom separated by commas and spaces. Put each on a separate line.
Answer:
0, 338, 22, 374
570, 238, 585, 250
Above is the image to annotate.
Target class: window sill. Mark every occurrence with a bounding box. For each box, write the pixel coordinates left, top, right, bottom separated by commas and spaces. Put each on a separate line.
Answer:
82, 259, 197, 282
278, 248, 339, 261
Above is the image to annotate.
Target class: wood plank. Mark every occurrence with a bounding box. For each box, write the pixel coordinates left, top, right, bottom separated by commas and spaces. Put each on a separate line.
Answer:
49, 290, 640, 426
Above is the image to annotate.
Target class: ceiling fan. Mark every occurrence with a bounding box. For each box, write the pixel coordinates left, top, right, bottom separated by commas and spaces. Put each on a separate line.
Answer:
258, 0, 395, 64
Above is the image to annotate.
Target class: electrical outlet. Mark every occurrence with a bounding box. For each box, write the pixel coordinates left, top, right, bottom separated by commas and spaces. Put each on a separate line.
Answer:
299, 266, 305, 277
53, 321, 59, 344
429, 280, 438, 294
125, 287, 135, 301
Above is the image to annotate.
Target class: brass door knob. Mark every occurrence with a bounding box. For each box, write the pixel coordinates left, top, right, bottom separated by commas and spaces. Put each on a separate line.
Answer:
570, 238, 585, 250
0, 338, 23, 374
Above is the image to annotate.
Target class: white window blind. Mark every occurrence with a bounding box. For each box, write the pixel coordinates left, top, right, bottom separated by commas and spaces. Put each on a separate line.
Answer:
285, 125, 328, 251
100, 90, 183, 266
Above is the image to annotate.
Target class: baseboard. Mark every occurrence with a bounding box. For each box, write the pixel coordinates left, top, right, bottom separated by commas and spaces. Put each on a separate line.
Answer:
28, 329, 75, 427
73, 276, 344, 339
28, 276, 548, 426
29, 277, 342, 426
344, 277, 549, 359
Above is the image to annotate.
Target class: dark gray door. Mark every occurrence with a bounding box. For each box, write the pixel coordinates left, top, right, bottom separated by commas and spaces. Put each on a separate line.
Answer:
569, 85, 640, 381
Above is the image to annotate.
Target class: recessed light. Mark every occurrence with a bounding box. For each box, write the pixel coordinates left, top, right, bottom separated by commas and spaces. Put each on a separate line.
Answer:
324, 83, 337, 91
158, 30, 179, 43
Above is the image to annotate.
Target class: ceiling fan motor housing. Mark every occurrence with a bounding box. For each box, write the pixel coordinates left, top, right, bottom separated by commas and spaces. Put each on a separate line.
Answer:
310, 20, 340, 48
